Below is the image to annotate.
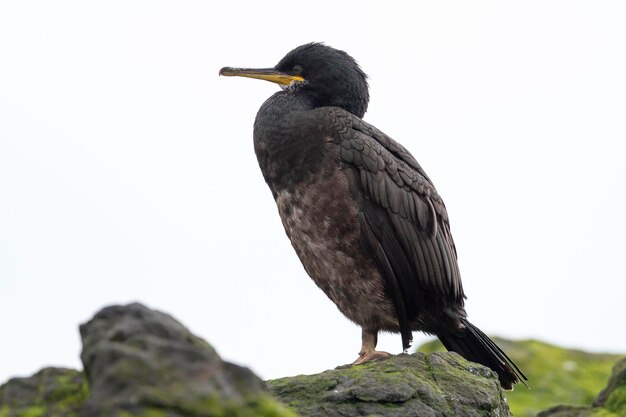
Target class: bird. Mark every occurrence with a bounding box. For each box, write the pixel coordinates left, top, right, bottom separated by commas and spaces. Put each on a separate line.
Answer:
220, 42, 526, 389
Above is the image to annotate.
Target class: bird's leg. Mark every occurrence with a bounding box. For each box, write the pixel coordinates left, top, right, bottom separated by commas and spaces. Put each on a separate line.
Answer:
352, 328, 391, 365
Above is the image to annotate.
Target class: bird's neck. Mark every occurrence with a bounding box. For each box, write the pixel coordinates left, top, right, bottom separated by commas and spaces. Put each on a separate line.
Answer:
253, 91, 325, 196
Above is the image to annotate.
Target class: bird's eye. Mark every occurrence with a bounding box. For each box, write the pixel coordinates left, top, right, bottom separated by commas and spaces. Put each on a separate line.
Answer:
292, 65, 303, 75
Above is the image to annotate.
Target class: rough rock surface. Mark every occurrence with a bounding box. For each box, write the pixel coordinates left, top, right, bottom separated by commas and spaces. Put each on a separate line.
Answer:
0, 367, 87, 417
77, 303, 295, 417
0, 303, 295, 417
269, 352, 511, 417
420, 336, 624, 417
594, 356, 626, 409
538, 357, 626, 417
0, 302, 519, 417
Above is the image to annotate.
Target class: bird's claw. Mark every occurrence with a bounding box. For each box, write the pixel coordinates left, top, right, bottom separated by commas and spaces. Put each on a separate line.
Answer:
352, 350, 392, 365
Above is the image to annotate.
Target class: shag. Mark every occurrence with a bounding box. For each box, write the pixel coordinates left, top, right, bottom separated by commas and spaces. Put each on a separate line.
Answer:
220, 43, 526, 389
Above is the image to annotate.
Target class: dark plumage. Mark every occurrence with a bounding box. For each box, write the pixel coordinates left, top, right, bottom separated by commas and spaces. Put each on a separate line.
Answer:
220, 42, 526, 389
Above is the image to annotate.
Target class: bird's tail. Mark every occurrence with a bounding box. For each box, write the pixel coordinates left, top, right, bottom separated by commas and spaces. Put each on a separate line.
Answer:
437, 318, 527, 390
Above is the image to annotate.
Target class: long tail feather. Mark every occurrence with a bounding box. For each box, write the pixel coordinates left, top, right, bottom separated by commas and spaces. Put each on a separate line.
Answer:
438, 318, 528, 390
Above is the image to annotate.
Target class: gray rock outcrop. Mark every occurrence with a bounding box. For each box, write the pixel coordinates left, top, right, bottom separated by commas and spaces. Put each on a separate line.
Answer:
269, 352, 511, 417
0, 303, 516, 417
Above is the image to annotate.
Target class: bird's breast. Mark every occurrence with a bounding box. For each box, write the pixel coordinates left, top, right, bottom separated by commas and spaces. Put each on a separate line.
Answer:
273, 150, 398, 330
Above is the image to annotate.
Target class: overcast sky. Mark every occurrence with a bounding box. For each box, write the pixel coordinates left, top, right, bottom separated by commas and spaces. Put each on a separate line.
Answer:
1, 1, 625, 384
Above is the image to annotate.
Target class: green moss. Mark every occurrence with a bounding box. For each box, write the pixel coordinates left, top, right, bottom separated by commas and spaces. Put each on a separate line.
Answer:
0, 368, 89, 417
254, 396, 299, 417
16, 406, 46, 417
270, 372, 339, 411
605, 386, 626, 416
269, 353, 510, 417
418, 339, 445, 354
114, 394, 299, 417
418, 338, 623, 417
51, 372, 89, 410
117, 409, 170, 417
585, 409, 619, 417
505, 340, 621, 417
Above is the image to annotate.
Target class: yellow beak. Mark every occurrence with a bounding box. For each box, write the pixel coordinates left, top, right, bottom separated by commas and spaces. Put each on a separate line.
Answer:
219, 67, 304, 86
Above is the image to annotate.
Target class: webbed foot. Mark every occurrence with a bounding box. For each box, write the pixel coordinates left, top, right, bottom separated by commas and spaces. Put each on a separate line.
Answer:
352, 350, 392, 365
352, 328, 392, 365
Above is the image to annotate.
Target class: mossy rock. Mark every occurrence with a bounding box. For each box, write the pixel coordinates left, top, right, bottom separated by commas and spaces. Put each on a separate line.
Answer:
268, 351, 511, 417
0, 367, 88, 417
77, 303, 298, 417
0, 367, 294, 417
419, 338, 624, 417
0, 304, 298, 417
4, 303, 622, 417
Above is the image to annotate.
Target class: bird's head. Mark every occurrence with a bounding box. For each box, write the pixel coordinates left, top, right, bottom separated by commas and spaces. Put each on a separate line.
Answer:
220, 43, 369, 118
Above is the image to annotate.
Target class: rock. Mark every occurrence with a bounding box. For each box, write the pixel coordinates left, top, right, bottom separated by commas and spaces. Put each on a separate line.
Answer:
0, 303, 522, 417
268, 351, 511, 417
594, 356, 626, 408
77, 303, 295, 417
420, 338, 624, 417
0, 367, 87, 417
537, 357, 626, 417
0, 303, 296, 417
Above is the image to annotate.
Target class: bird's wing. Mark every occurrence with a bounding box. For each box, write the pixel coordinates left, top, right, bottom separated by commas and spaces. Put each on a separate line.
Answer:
327, 109, 465, 350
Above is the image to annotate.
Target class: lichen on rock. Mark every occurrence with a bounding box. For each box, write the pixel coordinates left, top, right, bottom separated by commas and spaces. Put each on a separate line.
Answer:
2, 303, 622, 417
0, 367, 88, 417
420, 337, 624, 417
268, 351, 511, 417
0, 303, 515, 417
77, 303, 296, 417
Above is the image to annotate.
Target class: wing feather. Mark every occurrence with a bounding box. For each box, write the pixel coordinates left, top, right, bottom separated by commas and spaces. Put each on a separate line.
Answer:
326, 108, 465, 348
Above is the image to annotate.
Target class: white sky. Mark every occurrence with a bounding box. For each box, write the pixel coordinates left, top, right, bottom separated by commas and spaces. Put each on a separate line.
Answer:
1, 1, 625, 384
